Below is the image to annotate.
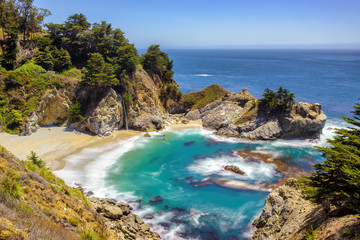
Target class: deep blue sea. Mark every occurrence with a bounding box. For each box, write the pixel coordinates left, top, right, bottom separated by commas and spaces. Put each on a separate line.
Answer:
56, 50, 360, 240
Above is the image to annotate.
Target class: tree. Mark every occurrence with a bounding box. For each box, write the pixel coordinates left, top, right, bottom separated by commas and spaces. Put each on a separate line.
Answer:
142, 44, 173, 82
34, 46, 54, 70
52, 47, 71, 71
304, 102, 360, 214
82, 53, 119, 87
259, 87, 295, 114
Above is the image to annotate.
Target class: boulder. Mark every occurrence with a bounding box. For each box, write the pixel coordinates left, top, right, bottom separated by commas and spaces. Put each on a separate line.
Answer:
224, 165, 245, 175
131, 115, 164, 131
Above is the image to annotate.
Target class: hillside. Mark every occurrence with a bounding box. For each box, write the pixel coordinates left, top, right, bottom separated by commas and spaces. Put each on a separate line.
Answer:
0, 146, 161, 239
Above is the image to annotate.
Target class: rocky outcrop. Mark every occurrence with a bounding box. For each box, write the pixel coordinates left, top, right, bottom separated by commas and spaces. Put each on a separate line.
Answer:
252, 178, 360, 240
81, 89, 124, 136
184, 88, 326, 140
90, 198, 162, 240
36, 88, 72, 126
127, 69, 169, 131
20, 111, 39, 136
281, 102, 327, 139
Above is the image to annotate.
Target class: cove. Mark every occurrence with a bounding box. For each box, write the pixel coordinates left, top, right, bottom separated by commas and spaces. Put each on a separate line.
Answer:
55, 124, 339, 240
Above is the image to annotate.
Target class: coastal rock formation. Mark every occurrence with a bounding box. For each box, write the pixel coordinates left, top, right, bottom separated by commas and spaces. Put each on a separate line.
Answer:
184, 88, 326, 140
127, 69, 169, 131
36, 88, 72, 126
20, 111, 39, 136
82, 89, 124, 136
252, 178, 360, 240
90, 198, 162, 240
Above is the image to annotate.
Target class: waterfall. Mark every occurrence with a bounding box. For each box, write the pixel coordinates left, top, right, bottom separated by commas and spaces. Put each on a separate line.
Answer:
121, 96, 129, 131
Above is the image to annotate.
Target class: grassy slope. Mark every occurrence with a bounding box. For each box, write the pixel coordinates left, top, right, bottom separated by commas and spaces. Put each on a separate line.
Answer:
0, 146, 113, 240
183, 84, 229, 110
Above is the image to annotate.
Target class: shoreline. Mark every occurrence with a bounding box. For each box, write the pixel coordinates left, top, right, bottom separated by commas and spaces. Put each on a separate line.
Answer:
0, 120, 203, 171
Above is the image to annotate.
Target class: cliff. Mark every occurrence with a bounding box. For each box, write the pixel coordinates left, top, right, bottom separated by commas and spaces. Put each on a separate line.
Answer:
0, 146, 161, 239
8, 66, 178, 137
252, 178, 360, 240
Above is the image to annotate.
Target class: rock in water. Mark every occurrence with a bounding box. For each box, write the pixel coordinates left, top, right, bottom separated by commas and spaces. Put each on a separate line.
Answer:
184, 141, 195, 146
149, 195, 163, 204
224, 165, 245, 175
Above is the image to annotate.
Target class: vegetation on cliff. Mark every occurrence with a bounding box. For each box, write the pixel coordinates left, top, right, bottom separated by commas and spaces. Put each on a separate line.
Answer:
303, 102, 360, 214
0, 0, 182, 134
259, 87, 295, 115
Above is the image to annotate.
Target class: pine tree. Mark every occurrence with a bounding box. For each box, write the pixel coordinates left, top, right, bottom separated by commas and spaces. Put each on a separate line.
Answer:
82, 53, 119, 87
305, 102, 360, 213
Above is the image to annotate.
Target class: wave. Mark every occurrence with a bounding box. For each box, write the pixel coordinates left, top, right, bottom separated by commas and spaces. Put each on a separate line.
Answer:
54, 136, 140, 197
186, 154, 278, 183
193, 74, 214, 77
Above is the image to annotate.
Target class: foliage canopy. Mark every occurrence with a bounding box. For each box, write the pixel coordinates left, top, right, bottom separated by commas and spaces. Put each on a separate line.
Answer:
259, 87, 295, 114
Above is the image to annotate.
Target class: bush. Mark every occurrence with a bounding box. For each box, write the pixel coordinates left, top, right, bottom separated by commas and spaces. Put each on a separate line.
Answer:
0, 108, 23, 133
13, 62, 46, 76
1, 172, 22, 199
80, 229, 98, 240
27, 151, 45, 168
68, 217, 80, 227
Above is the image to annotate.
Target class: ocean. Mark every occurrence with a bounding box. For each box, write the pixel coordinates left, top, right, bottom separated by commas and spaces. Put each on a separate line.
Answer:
55, 49, 360, 240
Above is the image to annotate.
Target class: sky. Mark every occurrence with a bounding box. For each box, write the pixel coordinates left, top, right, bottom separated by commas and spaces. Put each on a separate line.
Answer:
33, 0, 360, 49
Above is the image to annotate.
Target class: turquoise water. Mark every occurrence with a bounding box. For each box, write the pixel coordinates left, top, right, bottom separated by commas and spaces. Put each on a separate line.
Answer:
57, 50, 359, 239
102, 129, 324, 239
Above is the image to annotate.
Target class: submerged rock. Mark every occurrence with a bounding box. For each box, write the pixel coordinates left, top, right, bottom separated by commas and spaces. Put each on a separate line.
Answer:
150, 195, 164, 204
184, 141, 195, 146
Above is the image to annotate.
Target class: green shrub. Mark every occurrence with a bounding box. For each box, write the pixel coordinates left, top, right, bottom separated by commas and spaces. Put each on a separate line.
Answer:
68, 217, 80, 227
61, 68, 82, 78
1, 172, 22, 199
80, 229, 98, 240
0, 108, 23, 133
302, 225, 317, 240
13, 62, 46, 76
27, 151, 45, 168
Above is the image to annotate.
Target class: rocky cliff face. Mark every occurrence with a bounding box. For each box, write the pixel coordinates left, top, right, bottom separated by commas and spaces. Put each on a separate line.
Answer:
127, 69, 170, 131
184, 88, 326, 140
252, 178, 360, 240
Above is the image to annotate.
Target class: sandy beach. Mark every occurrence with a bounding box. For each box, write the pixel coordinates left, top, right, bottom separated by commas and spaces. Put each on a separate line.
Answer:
0, 126, 140, 170
0, 120, 202, 171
